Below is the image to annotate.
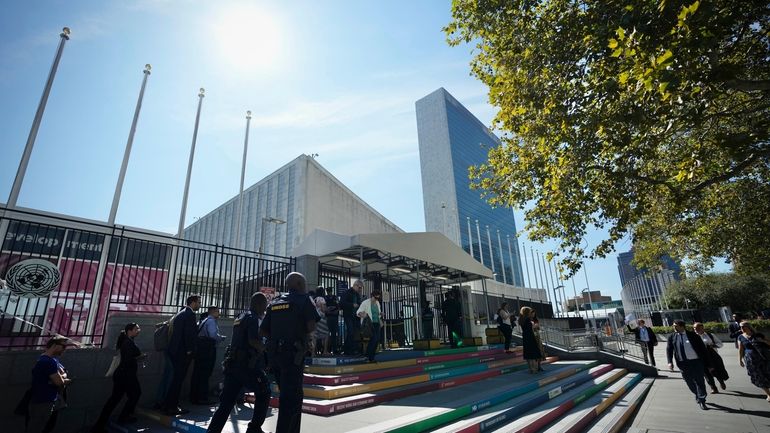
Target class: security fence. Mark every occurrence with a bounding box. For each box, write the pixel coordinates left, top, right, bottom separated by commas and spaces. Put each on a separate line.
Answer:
0, 208, 295, 350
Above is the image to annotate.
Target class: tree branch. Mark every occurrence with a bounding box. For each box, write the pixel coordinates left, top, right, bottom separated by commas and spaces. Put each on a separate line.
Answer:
688, 149, 770, 195
723, 79, 770, 92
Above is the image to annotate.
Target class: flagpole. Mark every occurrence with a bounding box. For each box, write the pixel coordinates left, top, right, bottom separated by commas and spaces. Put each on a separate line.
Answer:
177, 88, 205, 239
7, 27, 71, 208
108, 64, 152, 224
234, 110, 252, 250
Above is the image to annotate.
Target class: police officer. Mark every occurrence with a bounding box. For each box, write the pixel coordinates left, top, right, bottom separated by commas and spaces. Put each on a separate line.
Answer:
206, 293, 270, 433
260, 272, 319, 433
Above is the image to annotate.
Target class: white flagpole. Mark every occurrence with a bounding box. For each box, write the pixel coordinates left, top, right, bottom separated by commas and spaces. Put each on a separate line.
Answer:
7, 27, 71, 209
177, 88, 205, 239
234, 111, 252, 250
108, 64, 152, 224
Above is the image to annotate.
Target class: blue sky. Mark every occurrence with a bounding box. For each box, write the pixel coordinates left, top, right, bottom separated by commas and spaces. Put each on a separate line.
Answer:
0, 0, 634, 301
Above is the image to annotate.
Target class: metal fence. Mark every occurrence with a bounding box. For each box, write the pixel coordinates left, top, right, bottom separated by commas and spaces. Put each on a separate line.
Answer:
0, 209, 295, 350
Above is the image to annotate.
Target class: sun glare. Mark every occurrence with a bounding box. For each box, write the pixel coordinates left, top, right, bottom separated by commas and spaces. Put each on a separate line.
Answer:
212, 4, 283, 73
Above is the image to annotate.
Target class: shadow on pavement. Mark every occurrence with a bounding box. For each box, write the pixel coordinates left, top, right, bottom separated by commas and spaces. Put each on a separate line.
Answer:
707, 402, 770, 418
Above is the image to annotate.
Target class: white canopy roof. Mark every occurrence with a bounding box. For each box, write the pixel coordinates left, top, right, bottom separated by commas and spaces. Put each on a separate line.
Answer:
292, 229, 494, 283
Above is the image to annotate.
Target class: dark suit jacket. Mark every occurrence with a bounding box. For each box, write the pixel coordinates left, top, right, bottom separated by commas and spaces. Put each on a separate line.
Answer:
728, 321, 742, 340
167, 306, 197, 356
666, 330, 711, 369
627, 325, 658, 346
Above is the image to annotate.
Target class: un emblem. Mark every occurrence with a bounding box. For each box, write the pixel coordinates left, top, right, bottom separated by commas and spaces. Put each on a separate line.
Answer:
5, 258, 61, 298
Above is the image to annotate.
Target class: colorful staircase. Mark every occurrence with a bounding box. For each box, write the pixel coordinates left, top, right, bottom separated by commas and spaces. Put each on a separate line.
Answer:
118, 342, 654, 433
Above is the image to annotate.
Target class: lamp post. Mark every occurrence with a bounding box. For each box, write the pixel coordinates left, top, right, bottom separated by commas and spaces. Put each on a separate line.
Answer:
258, 216, 286, 254
582, 288, 596, 328
552, 285, 565, 316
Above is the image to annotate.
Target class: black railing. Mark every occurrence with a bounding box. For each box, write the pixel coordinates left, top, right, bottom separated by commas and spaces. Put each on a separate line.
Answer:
0, 209, 295, 350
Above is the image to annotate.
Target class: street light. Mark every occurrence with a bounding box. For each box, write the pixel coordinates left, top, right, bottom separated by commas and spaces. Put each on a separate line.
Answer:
582, 288, 596, 328
258, 217, 286, 253
552, 285, 565, 316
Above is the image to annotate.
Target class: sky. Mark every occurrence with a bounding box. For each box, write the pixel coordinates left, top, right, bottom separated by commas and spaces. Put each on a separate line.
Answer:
0, 0, 634, 303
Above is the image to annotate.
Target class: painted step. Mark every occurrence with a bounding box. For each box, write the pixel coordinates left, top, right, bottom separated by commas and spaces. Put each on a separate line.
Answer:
540, 373, 644, 433
306, 345, 510, 375
584, 378, 654, 433
306, 344, 507, 366
430, 363, 616, 433
292, 358, 565, 416
493, 369, 631, 433
344, 360, 601, 432
304, 354, 525, 399
304, 351, 516, 386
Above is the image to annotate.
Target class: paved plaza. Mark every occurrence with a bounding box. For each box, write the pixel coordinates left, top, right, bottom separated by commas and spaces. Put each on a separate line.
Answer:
629, 344, 770, 433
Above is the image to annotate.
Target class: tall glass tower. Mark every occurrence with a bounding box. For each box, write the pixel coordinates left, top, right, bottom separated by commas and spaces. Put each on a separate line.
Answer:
416, 88, 525, 286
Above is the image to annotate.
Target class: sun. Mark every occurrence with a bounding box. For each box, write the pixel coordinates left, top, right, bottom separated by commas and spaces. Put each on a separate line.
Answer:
212, 4, 283, 73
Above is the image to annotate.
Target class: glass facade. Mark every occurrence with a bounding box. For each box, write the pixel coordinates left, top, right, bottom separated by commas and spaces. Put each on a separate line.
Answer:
417, 88, 525, 286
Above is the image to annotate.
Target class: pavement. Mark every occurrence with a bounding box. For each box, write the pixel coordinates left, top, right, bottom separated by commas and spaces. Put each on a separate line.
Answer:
628, 343, 770, 433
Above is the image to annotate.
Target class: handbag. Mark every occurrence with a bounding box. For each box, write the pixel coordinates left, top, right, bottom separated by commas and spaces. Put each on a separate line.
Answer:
105, 353, 121, 377
361, 317, 373, 339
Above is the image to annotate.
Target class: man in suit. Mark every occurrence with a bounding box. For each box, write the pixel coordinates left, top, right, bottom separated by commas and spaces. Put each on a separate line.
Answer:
667, 320, 712, 410
164, 295, 201, 415
626, 319, 658, 366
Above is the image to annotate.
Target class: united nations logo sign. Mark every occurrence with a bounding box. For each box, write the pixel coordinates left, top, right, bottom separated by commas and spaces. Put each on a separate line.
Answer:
5, 258, 61, 298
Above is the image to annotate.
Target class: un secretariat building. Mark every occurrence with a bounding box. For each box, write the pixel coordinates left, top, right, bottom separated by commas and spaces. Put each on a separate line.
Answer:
416, 88, 525, 288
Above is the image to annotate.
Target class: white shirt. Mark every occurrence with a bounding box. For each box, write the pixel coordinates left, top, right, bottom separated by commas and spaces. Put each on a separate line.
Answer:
698, 332, 723, 349
674, 332, 699, 361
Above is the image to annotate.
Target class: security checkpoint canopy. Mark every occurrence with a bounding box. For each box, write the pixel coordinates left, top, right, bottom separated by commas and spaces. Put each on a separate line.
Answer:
292, 229, 493, 284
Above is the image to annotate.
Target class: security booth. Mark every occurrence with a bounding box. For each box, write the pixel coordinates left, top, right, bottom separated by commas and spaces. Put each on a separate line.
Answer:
292, 229, 495, 349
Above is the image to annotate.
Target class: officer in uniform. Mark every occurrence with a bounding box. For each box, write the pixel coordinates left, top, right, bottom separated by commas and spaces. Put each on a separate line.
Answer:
261, 272, 319, 433
207, 293, 270, 433
421, 300, 435, 339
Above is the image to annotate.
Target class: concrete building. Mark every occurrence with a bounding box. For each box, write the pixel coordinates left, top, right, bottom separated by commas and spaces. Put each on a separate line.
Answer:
617, 249, 682, 318
184, 154, 402, 255
415, 88, 525, 287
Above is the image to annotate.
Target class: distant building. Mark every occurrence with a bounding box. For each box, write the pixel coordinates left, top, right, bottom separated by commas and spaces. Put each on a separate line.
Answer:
617, 248, 682, 316
184, 154, 402, 255
564, 290, 616, 311
415, 88, 525, 287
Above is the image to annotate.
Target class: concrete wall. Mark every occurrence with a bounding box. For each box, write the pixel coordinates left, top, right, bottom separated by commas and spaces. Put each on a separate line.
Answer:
0, 312, 233, 433
303, 157, 402, 237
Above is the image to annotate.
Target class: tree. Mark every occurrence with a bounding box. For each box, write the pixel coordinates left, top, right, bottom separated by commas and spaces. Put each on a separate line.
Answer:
663, 272, 770, 312
446, 0, 770, 276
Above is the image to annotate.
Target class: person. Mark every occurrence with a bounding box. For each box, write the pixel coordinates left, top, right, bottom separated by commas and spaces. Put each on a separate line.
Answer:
92, 324, 146, 432
207, 293, 271, 433
190, 306, 226, 404
666, 320, 712, 410
341, 280, 363, 355
519, 307, 540, 373
314, 287, 330, 356
626, 319, 658, 367
728, 313, 743, 348
26, 336, 71, 433
496, 302, 513, 353
693, 322, 728, 393
421, 300, 435, 340
324, 287, 340, 354
164, 295, 201, 415
357, 289, 384, 362
442, 290, 463, 348
261, 272, 319, 433
737, 321, 770, 401
531, 311, 546, 370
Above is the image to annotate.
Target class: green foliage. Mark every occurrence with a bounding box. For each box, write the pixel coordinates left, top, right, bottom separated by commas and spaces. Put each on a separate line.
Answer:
662, 272, 770, 310
446, 0, 770, 276
651, 319, 770, 335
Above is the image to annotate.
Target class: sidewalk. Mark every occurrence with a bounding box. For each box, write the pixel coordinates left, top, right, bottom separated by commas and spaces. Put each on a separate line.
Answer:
629, 343, 770, 433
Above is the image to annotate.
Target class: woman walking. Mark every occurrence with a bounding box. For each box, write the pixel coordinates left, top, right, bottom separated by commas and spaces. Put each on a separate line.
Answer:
314, 287, 330, 356
737, 321, 770, 401
357, 289, 384, 362
92, 323, 146, 432
497, 302, 513, 353
532, 311, 546, 371
694, 322, 728, 393
519, 307, 540, 373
